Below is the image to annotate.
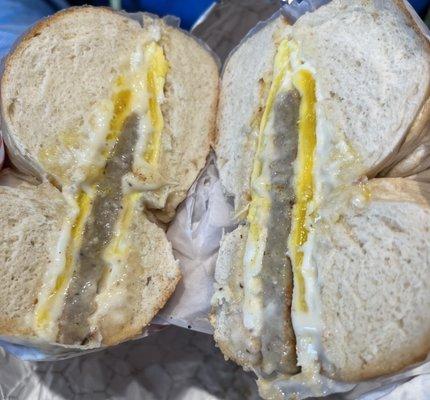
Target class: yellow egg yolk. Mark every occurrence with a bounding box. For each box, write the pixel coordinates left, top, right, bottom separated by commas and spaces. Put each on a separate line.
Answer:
289, 69, 317, 313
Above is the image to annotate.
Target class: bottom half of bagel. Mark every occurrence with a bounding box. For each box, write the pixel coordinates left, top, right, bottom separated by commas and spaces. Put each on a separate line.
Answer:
0, 169, 180, 348
212, 177, 430, 396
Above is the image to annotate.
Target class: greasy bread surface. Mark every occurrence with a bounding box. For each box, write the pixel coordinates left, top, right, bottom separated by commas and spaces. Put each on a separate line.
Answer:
213, 0, 430, 393
212, 225, 258, 366
91, 201, 180, 346
155, 22, 219, 222
0, 171, 70, 338
1, 7, 143, 185
0, 6, 218, 347
318, 179, 430, 381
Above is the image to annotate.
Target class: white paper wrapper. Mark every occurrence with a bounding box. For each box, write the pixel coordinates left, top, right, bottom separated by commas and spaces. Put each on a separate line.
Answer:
160, 154, 234, 334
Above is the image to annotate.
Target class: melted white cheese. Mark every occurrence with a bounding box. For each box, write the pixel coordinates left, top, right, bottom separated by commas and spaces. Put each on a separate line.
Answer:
34, 189, 79, 340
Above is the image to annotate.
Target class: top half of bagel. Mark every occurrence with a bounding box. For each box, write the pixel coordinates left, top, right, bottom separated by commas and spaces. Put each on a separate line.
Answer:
1, 6, 219, 221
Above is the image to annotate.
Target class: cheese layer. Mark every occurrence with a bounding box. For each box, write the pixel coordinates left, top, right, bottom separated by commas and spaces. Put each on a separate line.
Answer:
242, 39, 292, 335
34, 189, 93, 333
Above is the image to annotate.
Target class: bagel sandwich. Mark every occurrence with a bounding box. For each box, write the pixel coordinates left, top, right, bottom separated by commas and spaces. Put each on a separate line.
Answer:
211, 0, 430, 397
0, 6, 218, 348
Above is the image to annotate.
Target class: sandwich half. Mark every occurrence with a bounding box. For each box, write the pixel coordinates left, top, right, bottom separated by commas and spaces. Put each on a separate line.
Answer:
0, 6, 218, 347
211, 0, 430, 396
